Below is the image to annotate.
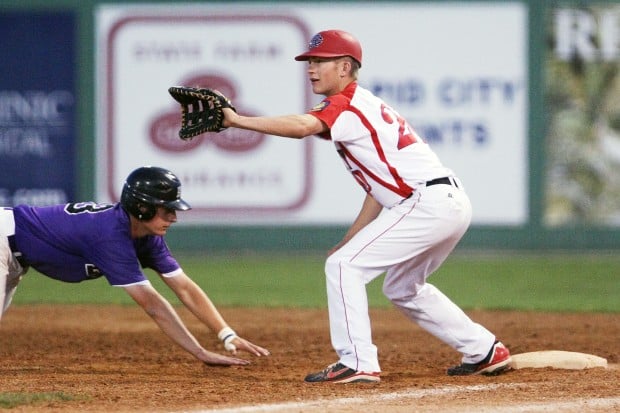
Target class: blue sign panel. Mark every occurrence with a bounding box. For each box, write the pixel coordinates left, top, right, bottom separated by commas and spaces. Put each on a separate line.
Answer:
0, 12, 76, 206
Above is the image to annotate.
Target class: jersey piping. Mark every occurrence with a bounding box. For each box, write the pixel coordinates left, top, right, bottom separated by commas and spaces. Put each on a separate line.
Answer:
344, 104, 413, 198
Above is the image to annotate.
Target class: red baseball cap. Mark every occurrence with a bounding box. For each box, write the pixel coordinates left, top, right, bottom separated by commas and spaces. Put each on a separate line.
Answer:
295, 29, 362, 67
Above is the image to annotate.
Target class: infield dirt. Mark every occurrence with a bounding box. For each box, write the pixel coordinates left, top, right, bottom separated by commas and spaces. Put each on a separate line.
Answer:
0, 305, 618, 412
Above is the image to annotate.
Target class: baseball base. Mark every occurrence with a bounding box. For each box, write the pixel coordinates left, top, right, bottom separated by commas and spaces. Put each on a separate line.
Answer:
509, 350, 608, 370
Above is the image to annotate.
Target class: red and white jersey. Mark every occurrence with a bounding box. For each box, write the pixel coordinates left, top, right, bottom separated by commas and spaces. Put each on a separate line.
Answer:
310, 82, 452, 208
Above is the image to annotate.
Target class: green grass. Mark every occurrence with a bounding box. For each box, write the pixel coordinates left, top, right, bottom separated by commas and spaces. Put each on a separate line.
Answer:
0, 392, 86, 408
433, 252, 620, 312
12, 251, 620, 312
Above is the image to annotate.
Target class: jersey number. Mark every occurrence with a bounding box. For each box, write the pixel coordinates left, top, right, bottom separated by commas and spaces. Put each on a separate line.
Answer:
381, 104, 418, 150
337, 148, 372, 193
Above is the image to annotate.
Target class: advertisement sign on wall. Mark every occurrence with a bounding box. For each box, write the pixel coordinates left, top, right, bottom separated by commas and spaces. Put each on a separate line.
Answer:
546, 6, 620, 226
97, 3, 527, 225
0, 12, 76, 207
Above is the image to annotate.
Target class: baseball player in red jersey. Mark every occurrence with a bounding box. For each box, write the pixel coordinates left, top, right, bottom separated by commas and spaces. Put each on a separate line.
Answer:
220, 29, 511, 383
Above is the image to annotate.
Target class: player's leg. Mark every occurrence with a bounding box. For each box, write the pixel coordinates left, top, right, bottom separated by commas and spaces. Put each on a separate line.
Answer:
3, 262, 24, 314
323, 249, 386, 374
382, 184, 496, 364
321, 189, 447, 374
0, 234, 26, 321
0, 236, 12, 320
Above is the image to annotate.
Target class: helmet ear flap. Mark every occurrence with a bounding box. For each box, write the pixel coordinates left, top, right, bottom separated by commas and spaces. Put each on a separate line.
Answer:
133, 201, 156, 221
120, 189, 157, 221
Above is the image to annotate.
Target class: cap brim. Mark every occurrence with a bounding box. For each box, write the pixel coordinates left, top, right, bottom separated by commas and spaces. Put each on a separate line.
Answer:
165, 199, 192, 211
295, 52, 361, 67
294, 51, 346, 61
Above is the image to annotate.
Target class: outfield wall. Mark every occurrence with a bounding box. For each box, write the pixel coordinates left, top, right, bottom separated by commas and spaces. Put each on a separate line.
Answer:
1, 0, 619, 251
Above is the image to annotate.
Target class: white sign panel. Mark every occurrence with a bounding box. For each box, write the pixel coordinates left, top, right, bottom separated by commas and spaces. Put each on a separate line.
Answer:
96, 3, 527, 225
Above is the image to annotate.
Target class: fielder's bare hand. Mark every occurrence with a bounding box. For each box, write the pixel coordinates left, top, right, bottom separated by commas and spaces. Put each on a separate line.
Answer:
199, 349, 251, 366
228, 336, 271, 357
221, 106, 237, 129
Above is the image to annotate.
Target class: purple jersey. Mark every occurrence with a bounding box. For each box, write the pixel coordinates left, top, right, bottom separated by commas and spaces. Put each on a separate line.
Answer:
12, 202, 180, 286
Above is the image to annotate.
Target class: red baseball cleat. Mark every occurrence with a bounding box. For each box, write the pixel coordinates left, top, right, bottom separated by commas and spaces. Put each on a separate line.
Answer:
447, 341, 512, 376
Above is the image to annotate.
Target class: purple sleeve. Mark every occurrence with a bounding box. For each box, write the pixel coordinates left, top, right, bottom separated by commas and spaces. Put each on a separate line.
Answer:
134, 236, 180, 275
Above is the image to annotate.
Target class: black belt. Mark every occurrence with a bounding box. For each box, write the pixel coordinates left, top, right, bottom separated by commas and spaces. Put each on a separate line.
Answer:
426, 176, 458, 188
400, 176, 459, 204
8, 235, 28, 268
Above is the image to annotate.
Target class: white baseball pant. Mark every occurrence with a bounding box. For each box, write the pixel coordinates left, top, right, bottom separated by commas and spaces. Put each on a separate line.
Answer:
325, 180, 496, 372
0, 209, 27, 321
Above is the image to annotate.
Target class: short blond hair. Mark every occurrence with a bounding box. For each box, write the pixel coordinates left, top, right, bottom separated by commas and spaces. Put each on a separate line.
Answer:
340, 56, 360, 79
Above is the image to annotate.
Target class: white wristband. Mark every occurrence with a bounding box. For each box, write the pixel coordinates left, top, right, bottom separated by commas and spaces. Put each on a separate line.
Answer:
217, 327, 237, 352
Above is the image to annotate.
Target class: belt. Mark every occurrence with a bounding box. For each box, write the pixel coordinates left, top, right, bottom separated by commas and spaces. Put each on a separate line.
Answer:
426, 176, 459, 188
399, 176, 460, 205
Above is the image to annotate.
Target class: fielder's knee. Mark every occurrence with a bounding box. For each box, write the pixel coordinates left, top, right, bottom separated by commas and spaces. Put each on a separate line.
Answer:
383, 281, 426, 306
324, 252, 343, 279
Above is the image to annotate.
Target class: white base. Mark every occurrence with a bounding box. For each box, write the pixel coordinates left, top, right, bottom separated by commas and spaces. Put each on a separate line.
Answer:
510, 350, 608, 370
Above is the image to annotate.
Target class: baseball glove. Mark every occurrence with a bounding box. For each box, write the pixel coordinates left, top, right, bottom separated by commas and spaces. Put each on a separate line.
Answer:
168, 86, 236, 140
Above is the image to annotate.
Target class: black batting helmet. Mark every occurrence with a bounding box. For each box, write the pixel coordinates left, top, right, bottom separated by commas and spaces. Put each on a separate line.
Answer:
120, 166, 191, 221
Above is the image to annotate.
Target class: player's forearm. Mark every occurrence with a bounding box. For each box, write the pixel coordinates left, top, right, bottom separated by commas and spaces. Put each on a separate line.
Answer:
146, 305, 241, 364
125, 285, 206, 358
343, 194, 383, 240
178, 283, 228, 333
228, 112, 321, 139
328, 194, 383, 256
164, 273, 229, 333
143, 297, 207, 357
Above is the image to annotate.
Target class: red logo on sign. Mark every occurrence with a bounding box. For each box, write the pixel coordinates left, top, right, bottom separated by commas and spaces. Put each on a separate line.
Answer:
149, 73, 265, 153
